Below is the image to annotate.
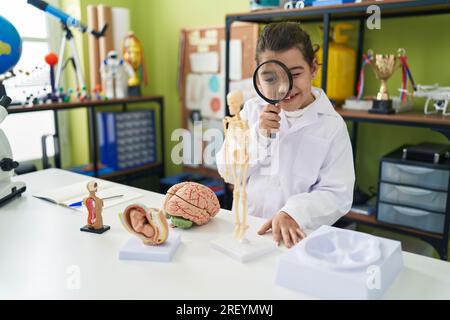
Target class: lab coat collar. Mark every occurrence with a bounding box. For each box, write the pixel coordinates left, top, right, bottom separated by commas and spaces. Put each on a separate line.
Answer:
280, 87, 337, 137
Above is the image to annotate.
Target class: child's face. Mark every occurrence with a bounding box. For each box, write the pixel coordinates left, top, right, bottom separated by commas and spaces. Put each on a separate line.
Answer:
258, 48, 317, 112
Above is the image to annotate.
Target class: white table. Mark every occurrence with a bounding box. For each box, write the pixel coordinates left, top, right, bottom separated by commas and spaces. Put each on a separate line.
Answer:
1, 169, 450, 299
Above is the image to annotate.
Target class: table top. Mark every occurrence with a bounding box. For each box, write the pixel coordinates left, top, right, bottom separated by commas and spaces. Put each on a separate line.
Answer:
1, 169, 450, 299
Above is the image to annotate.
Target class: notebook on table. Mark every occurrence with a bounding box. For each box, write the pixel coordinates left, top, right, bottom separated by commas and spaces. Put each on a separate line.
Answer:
33, 180, 143, 212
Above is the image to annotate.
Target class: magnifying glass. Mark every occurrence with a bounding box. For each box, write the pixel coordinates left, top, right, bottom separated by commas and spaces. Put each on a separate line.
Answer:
253, 60, 293, 138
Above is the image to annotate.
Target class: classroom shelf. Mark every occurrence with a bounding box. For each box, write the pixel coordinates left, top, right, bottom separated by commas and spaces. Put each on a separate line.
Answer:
225, 0, 450, 99
336, 107, 450, 140
336, 107, 450, 137
7, 96, 164, 113
344, 211, 444, 240
227, 0, 450, 24
8, 96, 165, 180
223, 0, 450, 260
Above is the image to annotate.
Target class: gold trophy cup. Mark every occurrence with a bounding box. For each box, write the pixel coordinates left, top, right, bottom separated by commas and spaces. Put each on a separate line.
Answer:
368, 48, 406, 114
122, 31, 148, 97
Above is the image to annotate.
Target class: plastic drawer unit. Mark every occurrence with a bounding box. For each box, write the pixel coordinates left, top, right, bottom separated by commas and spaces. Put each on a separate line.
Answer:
379, 183, 447, 213
377, 202, 446, 234
380, 162, 449, 191
377, 148, 450, 234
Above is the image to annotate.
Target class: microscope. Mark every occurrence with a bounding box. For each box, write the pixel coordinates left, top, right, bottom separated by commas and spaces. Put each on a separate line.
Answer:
0, 85, 26, 207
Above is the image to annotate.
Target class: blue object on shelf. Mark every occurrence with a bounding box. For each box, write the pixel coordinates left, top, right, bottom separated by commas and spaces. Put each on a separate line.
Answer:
250, 0, 280, 10
313, 0, 355, 6
0, 16, 22, 74
97, 112, 108, 168
98, 110, 157, 171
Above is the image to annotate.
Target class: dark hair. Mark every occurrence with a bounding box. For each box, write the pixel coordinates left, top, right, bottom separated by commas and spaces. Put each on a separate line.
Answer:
255, 22, 319, 69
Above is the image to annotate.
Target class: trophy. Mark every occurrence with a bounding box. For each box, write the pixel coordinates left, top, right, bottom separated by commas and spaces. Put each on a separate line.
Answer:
368, 48, 406, 114
122, 31, 148, 97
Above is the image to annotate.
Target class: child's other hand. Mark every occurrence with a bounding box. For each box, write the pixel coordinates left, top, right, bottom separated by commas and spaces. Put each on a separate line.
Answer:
259, 104, 281, 137
257, 211, 307, 248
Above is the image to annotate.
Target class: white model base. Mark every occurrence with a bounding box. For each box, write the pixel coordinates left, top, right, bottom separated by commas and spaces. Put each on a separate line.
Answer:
119, 231, 181, 262
343, 98, 373, 111
275, 226, 403, 300
210, 233, 276, 263
343, 96, 412, 114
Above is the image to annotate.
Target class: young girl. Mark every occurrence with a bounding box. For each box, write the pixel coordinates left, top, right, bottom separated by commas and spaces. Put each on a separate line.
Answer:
216, 22, 355, 248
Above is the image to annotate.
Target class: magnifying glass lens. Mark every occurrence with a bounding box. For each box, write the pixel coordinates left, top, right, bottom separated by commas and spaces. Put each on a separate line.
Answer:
254, 60, 293, 105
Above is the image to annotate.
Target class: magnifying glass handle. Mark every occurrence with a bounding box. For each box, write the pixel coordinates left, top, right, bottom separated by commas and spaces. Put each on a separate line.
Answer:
269, 104, 281, 139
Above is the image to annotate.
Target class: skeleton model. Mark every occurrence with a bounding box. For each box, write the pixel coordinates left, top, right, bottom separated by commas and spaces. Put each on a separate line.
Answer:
410, 84, 450, 116
222, 91, 250, 241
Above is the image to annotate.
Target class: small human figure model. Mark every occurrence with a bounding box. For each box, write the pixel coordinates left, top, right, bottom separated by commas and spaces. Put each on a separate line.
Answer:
80, 181, 110, 234
100, 50, 135, 99
222, 91, 250, 241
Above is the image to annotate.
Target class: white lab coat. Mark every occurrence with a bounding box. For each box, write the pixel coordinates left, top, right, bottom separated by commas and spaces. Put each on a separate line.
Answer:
216, 88, 355, 231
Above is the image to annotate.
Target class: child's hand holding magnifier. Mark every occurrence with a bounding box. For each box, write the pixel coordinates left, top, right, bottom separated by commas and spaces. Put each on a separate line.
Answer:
259, 104, 281, 137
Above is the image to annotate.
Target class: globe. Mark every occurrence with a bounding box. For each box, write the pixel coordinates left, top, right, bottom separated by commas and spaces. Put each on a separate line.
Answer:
0, 15, 22, 75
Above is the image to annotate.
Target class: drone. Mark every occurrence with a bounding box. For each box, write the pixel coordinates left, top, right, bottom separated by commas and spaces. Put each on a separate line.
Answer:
409, 84, 450, 116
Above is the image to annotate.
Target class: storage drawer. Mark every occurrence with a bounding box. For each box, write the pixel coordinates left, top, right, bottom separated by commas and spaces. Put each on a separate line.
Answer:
379, 183, 447, 213
377, 202, 446, 234
381, 162, 449, 191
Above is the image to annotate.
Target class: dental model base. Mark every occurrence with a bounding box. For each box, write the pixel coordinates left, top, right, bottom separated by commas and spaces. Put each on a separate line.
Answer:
0, 94, 26, 207
275, 226, 403, 299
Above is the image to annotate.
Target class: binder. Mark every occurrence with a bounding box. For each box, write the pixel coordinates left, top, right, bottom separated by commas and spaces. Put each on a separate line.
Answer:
101, 111, 157, 171
97, 112, 109, 167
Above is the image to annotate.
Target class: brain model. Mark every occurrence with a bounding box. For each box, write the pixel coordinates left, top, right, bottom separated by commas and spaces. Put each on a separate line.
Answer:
119, 204, 169, 245
164, 182, 220, 229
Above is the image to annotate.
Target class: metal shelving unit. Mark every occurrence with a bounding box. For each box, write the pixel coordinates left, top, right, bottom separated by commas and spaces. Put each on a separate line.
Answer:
224, 0, 450, 260
8, 96, 165, 182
